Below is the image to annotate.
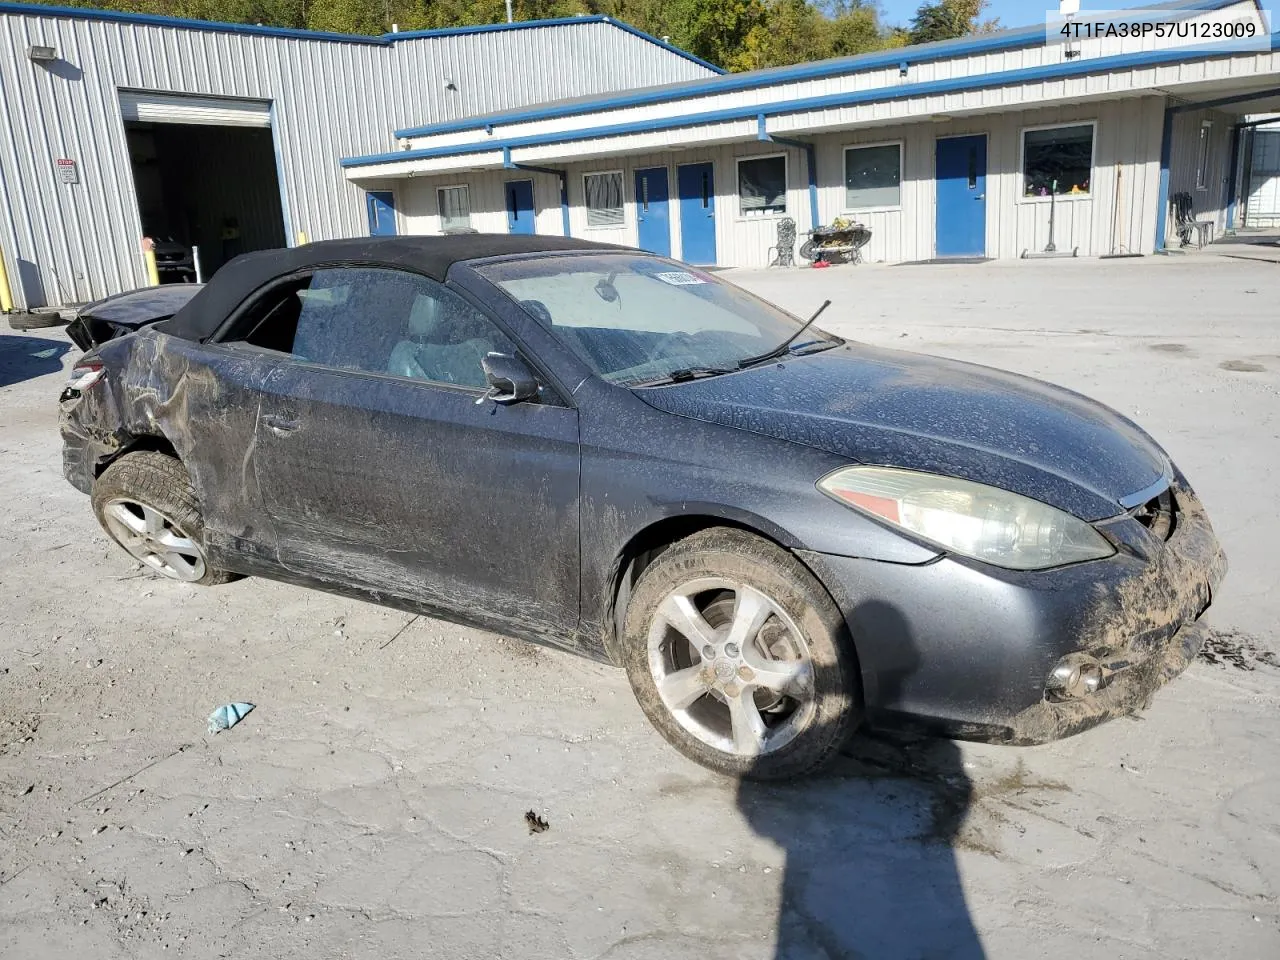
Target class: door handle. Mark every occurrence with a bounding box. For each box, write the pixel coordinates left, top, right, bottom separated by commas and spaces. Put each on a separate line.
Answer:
261, 414, 300, 436
975, 194, 985, 200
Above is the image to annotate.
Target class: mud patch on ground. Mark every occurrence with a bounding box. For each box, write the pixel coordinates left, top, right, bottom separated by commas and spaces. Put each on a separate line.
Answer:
494, 636, 543, 664
1199, 629, 1280, 671
836, 733, 1072, 857
932, 759, 1072, 856
1219, 359, 1266, 372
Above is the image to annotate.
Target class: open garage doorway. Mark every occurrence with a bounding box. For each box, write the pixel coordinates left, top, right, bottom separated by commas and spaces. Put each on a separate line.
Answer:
121, 92, 287, 284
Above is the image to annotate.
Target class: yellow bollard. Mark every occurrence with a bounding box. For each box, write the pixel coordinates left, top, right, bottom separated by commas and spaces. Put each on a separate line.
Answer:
0, 242, 13, 312
141, 236, 160, 287
296, 230, 308, 246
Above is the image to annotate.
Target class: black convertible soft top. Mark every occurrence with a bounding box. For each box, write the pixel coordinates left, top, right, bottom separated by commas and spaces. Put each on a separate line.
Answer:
156, 234, 625, 342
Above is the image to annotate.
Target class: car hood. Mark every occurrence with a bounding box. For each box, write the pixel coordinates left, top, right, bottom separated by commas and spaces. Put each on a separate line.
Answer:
635, 343, 1168, 521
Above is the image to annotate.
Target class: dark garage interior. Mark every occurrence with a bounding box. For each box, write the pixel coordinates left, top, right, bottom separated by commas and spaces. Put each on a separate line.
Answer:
125, 122, 287, 281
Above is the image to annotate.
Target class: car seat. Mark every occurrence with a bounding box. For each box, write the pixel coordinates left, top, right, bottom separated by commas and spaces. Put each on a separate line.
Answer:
387, 293, 494, 387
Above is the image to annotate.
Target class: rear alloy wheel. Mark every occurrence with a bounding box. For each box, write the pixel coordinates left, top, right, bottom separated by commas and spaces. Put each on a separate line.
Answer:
92, 451, 237, 586
622, 528, 860, 779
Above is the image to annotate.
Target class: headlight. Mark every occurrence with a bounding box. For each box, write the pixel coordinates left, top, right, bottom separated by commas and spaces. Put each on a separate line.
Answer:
817, 466, 1115, 571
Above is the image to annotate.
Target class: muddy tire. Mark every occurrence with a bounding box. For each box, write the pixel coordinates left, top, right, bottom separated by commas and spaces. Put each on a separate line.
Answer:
92, 451, 238, 586
622, 527, 861, 780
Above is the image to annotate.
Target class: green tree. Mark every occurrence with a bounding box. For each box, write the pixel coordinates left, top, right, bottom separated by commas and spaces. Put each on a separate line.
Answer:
906, 0, 996, 45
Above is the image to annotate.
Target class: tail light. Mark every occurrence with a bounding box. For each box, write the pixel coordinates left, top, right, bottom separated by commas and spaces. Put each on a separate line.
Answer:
66, 360, 105, 391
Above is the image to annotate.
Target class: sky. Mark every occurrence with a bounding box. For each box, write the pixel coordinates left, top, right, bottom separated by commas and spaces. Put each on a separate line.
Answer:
877, 0, 1276, 31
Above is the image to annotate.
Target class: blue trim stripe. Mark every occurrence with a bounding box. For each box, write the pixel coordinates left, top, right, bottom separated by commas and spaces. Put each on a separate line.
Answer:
0, 0, 721, 77
390, 0, 1247, 139
345, 36, 1280, 169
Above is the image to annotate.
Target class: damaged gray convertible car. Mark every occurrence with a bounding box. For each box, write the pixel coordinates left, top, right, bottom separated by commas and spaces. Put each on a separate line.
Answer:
61, 236, 1227, 778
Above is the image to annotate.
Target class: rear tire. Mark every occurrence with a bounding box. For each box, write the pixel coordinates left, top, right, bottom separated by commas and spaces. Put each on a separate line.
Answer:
92, 451, 238, 586
8, 312, 65, 331
621, 527, 861, 780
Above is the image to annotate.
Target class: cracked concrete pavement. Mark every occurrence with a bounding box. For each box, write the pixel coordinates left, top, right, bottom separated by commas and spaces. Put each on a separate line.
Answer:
1, 254, 1278, 959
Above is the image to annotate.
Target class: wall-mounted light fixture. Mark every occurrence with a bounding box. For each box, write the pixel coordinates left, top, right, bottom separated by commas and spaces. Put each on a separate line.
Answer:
27, 44, 57, 62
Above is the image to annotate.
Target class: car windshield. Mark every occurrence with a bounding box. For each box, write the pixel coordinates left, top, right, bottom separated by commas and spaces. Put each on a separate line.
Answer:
476, 253, 840, 385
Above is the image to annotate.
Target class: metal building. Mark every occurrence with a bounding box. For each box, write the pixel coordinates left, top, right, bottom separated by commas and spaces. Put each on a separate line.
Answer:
0, 2, 717, 309
343, 0, 1280, 267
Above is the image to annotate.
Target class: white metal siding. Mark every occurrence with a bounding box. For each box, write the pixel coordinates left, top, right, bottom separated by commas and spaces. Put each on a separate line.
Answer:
388, 22, 713, 131
0, 11, 714, 308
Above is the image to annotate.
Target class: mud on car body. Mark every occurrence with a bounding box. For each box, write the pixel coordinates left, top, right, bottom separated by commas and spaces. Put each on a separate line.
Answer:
60, 235, 1227, 779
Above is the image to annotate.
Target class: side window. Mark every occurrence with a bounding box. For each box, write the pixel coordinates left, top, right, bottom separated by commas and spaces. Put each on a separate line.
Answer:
227, 267, 520, 390
229, 274, 312, 353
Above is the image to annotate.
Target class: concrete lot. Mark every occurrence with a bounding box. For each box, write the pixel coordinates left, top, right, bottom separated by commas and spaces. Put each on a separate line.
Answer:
1, 255, 1278, 959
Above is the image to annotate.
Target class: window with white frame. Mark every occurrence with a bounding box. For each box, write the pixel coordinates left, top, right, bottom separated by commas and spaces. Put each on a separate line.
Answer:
1022, 124, 1094, 197
738, 155, 787, 216
437, 185, 471, 232
844, 143, 902, 209
584, 171, 625, 227
1196, 121, 1213, 190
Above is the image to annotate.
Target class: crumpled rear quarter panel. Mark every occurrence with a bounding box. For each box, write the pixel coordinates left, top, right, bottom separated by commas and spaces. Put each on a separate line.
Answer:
60, 331, 278, 560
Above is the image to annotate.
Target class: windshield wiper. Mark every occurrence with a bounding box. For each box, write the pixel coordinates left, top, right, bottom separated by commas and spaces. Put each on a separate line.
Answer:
736, 299, 832, 369
631, 366, 733, 387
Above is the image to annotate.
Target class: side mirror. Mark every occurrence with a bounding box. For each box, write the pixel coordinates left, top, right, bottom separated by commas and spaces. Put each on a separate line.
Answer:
480, 352, 539, 405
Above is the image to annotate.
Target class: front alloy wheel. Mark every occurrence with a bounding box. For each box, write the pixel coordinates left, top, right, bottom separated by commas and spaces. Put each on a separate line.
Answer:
623, 528, 861, 779
648, 578, 815, 757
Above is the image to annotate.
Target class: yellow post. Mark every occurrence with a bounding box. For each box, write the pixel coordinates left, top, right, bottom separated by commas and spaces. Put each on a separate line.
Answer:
141, 236, 160, 287
296, 230, 308, 246
0, 242, 13, 313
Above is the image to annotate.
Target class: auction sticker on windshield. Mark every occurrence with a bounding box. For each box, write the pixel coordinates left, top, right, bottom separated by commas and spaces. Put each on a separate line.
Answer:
654, 272, 708, 286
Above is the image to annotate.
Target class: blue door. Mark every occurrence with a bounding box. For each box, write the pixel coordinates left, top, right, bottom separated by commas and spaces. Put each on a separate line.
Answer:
505, 179, 535, 235
634, 167, 671, 256
366, 191, 397, 236
935, 135, 987, 257
677, 163, 717, 265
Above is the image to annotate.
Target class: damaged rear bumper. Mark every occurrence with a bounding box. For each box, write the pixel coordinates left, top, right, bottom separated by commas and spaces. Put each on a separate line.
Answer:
799, 474, 1227, 745
61, 414, 98, 495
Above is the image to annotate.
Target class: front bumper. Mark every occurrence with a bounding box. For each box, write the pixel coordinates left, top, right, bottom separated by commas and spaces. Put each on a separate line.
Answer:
799, 475, 1227, 744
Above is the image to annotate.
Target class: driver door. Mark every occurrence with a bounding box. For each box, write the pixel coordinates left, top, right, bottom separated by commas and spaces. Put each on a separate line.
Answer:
233, 266, 582, 633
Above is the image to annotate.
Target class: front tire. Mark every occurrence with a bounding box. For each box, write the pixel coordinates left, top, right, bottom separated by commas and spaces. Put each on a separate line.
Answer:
622, 528, 861, 779
92, 451, 237, 586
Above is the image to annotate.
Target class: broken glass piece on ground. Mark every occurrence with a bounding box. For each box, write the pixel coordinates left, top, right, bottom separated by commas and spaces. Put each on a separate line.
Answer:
207, 702, 255, 734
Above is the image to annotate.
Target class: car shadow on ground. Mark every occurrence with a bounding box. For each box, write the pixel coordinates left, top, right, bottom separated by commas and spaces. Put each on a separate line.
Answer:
0, 334, 69, 388
737, 600, 984, 959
